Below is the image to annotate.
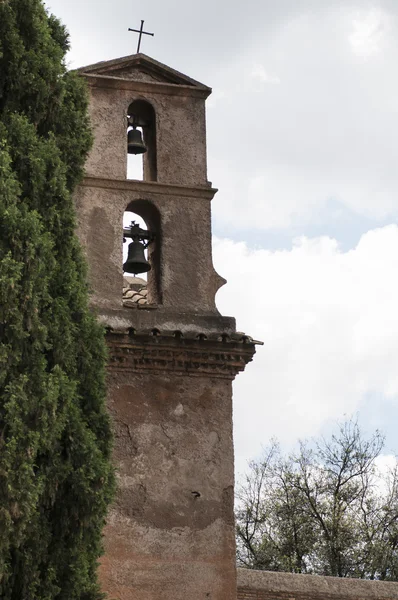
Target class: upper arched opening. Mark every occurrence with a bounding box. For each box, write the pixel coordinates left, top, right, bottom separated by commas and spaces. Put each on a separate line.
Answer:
127, 99, 157, 182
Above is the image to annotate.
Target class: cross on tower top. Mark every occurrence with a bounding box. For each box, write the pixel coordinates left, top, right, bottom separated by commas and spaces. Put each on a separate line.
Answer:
128, 20, 154, 54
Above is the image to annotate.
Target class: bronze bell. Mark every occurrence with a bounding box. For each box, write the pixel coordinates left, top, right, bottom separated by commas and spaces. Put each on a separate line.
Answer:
123, 241, 151, 274
127, 127, 147, 155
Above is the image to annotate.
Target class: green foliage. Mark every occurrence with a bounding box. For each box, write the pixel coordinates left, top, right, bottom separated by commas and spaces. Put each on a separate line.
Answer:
0, 1, 114, 598
236, 420, 398, 580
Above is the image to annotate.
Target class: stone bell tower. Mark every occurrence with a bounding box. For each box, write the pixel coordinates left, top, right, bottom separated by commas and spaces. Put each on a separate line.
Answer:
74, 54, 260, 600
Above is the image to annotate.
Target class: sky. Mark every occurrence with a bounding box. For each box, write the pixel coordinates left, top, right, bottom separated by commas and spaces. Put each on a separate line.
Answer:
45, 0, 398, 477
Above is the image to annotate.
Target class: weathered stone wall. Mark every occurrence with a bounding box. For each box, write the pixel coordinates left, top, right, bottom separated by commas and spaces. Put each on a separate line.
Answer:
84, 76, 209, 187
74, 178, 224, 315
237, 568, 398, 600
75, 55, 259, 600
99, 364, 237, 600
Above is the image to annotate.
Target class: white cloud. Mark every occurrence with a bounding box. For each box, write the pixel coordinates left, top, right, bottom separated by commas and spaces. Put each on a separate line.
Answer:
208, 4, 398, 235
213, 226, 398, 476
212, 161, 398, 233
374, 454, 397, 496
349, 8, 391, 58
213, 166, 331, 231
375, 453, 397, 475
250, 64, 281, 85
206, 89, 226, 109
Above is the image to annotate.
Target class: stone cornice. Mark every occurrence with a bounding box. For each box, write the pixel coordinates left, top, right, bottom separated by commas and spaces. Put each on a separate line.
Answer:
80, 176, 218, 200
106, 332, 257, 380
77, 53, 211, 91
83, 74, 211, 99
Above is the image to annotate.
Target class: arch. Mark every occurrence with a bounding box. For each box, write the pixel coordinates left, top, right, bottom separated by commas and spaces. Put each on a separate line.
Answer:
127, 99, 157, 182
124, 199, 161, 306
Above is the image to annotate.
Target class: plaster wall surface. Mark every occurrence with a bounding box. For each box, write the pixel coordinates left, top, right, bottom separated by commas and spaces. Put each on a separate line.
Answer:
74, 180, 223, 315
237, 569, 398, 600
84, 80, 208, 186
100, 370, 237, 600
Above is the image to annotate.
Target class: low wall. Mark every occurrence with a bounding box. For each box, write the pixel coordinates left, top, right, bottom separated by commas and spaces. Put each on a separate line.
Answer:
237, 568, 398, 600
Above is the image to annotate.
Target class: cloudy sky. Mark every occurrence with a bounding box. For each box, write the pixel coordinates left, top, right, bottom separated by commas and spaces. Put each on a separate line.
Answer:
46, 0, 398, 476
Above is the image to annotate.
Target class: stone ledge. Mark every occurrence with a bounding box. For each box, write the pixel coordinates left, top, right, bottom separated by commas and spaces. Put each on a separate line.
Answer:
96, 307, 238, 337
237, 568, 398, 599
80, 175, 217, 200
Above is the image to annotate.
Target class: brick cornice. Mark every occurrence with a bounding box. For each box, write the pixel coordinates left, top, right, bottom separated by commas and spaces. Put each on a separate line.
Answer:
106, 332, 257, 380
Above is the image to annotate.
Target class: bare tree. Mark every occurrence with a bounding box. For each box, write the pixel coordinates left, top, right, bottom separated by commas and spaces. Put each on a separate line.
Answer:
236, 419, 398, 580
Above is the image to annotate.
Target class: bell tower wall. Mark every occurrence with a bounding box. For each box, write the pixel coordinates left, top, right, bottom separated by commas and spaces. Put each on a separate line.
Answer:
74, 179, 225, 317
74, 54, 260, 600
84, 77, 209, 186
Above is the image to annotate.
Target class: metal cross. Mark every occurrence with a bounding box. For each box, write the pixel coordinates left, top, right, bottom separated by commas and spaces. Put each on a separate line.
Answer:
128, 20, 154, 54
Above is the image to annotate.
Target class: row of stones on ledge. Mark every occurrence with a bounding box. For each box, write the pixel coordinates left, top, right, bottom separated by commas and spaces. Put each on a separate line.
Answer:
107, 325, 262, 345
123, 276, 148, 307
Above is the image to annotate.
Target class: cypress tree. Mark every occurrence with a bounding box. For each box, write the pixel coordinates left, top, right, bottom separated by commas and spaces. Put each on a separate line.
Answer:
0, 1, 114, 598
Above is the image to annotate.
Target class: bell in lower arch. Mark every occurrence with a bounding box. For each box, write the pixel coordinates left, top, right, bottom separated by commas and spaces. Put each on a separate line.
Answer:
123, 241, 151, 274
127, 127, 147, 155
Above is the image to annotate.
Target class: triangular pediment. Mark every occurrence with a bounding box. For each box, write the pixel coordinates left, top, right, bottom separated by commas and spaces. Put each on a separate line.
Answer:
77, 54, 211, 91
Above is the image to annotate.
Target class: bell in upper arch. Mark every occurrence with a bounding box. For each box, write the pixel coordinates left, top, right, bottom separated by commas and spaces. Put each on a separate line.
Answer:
127, 126, 147, 155
123, 241, 151, 274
